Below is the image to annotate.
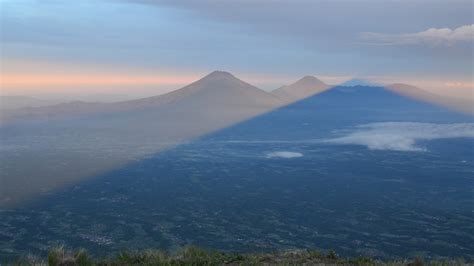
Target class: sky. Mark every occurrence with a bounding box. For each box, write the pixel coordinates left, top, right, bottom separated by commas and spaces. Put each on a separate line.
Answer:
0, 0, 473, 100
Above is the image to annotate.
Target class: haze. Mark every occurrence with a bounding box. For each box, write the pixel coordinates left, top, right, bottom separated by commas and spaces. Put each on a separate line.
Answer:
1, 0, 473, 101
1, 0, 474, 263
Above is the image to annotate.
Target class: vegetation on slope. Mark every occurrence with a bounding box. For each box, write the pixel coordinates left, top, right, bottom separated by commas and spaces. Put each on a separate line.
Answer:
11, 246, 470, 266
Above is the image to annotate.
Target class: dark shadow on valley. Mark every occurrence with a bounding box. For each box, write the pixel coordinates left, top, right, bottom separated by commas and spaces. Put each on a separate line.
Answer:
1, 85, 474, 261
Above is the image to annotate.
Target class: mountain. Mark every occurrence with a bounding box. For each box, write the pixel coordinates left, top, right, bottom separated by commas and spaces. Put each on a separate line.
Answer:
2, 73, 471, 207
0, 71, 283, 125
115, 70, 283, 110
0, 71, 284, 206
387, 83, 474, 115
271, 76, 330, 103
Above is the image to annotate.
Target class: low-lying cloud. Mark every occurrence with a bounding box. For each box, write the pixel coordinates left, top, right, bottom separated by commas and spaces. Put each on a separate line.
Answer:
360, 24, 474, 46
266, 151, 303, 158
324, 122, 474, 152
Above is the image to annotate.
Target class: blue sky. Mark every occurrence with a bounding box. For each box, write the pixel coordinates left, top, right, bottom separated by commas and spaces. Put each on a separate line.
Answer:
0, 0, 473, 97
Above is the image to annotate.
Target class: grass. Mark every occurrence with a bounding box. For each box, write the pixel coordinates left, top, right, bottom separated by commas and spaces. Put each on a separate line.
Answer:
10, 246, 471, 265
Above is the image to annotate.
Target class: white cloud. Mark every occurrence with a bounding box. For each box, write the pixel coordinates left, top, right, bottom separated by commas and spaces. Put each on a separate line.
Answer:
266, 151, 303, 158
360, 24, 474, 46
324, 122, 474, 151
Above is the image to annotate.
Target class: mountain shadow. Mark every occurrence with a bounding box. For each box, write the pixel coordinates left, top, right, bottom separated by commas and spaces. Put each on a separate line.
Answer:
1, 84, 473, 261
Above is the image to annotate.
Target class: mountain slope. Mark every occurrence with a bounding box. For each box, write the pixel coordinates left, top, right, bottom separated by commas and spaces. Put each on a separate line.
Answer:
0, 71, 284, 206
115, 70, 283, 110
272, 76, 330, 103
0, 71, 283, 125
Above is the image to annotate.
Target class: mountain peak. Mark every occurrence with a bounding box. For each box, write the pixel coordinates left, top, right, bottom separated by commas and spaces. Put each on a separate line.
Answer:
135, 70, 283, 108
296, 75, 325, 85
192, 70, 249, 90
202, 70, 238, 81
300, 75, 320, 81
272, 75, 329, 103
340, 79, 379, 87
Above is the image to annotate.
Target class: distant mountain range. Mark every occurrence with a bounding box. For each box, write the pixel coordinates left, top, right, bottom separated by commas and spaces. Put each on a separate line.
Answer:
0, 95, 64, 110
0, 71, 281, 125
2, 70, 470, 126
1, 70, 472, 207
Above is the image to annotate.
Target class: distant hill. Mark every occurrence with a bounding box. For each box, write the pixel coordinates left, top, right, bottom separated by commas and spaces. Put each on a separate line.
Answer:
0, 95, 64, 110
272, 76, 330, 103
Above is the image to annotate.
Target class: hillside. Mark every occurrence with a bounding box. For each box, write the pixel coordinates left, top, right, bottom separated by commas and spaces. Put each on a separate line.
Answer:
15, 246, 463, 266
116, 71, 283, 110
0, 71, 283, 125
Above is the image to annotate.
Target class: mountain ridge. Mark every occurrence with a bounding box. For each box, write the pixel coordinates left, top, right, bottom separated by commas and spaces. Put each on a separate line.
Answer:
115, 70, 283, 109
1, 72, 472, 125
0, 95, 65, 110
0, 71, 283, 125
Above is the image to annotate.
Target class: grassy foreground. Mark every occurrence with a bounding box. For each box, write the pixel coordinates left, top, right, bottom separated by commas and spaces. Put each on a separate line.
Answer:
13, 246, 469, 266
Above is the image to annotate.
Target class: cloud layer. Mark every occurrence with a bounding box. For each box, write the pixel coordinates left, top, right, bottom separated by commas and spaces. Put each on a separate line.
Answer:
266, 151, 303, 159
325, 122, 474, 151
360, 24, 474, 46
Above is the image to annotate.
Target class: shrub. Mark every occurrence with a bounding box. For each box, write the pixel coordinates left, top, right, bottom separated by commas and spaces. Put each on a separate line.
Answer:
350, 256, 374, 265
74, 249, 93, 266
326, 250, 338, 260
408, 257, 424, 266
48, 246, 65, 266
